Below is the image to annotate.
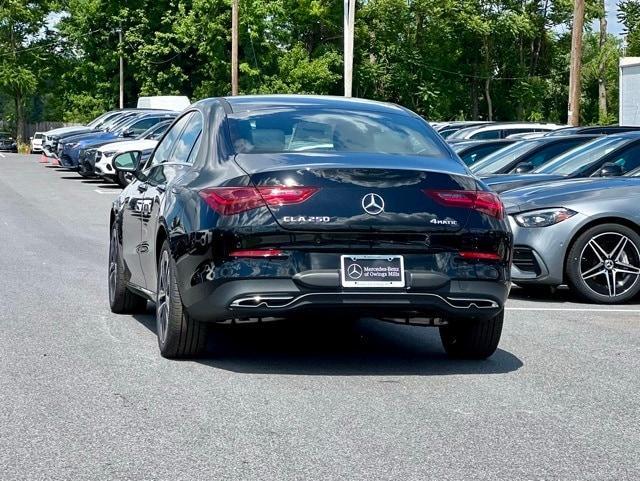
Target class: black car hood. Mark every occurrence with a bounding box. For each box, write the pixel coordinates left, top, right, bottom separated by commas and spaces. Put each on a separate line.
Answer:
481, 173, 566, 193
501, 177, 640, 214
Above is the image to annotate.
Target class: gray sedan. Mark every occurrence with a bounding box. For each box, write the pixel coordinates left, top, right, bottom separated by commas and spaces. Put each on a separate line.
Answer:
502, 175, 640, 303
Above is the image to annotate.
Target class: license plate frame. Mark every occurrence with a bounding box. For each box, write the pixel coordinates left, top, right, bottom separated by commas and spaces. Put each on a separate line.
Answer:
340, 255, 405, 288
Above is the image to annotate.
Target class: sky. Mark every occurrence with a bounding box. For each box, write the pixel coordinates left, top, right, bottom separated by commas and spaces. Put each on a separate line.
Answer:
604, 0, 624, 36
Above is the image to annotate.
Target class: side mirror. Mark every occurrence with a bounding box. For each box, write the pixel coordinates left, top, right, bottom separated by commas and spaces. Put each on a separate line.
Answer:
122, 129, 136, 138
598, 162, 623, 177
113, 150, 142, 173
29, 136, 33, 140
514, 161, 534, 174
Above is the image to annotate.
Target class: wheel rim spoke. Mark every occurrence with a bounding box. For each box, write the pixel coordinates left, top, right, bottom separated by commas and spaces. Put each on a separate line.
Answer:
156, 251, 170, 344
610, 236, 629, 261
615, 262, 640, 276
581, 262, 604, 280
108, 227, 118, 302
605, 270, 615, 297
588, 239, 607, 262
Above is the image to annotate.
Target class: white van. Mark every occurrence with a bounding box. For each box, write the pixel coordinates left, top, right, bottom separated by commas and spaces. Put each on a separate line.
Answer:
136, 96, 190, 111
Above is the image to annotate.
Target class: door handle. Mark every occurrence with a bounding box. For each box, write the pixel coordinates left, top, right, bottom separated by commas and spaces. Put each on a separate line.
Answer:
157, 184, 166, 193
137, 183, 148, 193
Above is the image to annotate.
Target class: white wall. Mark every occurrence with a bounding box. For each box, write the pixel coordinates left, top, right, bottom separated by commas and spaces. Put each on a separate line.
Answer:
620, 58, 640, 126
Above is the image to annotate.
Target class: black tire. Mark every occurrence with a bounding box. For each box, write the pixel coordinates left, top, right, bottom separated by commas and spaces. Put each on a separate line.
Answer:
156, 241, 208, 358
117, 170, 129, 188
439, 311, 504, 359
108, 222, 147, 314
116, 172, 132, 189
565, 223, 640, 304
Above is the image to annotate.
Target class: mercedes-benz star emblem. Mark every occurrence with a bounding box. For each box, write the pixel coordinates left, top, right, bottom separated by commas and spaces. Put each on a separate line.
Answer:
347, 263, 363, 279
362, 193, 385, 215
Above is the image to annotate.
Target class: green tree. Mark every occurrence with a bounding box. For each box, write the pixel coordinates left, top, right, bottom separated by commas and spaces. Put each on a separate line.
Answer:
0, 0, 51, 140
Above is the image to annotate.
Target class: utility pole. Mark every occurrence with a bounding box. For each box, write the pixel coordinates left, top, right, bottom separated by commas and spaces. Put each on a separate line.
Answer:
598, 1, 608, 122
118, 24, 124, 109
343, 0, 356, 97
568, 0, 585, 126
231, 0, 239, 96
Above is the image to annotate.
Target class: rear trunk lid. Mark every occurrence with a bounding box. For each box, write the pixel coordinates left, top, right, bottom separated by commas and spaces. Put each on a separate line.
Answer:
234, 152, 477, 233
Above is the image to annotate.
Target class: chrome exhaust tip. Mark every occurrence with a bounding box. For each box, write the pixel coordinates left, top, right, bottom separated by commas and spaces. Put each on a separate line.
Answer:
229, 296, 294, 308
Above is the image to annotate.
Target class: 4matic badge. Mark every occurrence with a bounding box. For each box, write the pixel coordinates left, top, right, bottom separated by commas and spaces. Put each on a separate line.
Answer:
430, 218, 458, 226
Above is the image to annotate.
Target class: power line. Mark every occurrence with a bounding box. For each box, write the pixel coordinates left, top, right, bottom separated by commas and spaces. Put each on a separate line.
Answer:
0, 27, 107, 58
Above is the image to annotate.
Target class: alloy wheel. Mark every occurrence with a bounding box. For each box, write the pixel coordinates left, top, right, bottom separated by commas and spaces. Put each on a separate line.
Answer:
579, 232, 640, 299
108, 225, 118, 305
156, 250, 171, 344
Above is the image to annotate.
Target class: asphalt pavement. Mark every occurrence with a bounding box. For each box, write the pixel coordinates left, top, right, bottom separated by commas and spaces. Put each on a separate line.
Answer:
1, 153, 639, 481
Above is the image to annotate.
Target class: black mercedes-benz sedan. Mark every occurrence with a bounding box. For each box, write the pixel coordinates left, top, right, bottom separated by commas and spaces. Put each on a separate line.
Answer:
109, 95, 512, 359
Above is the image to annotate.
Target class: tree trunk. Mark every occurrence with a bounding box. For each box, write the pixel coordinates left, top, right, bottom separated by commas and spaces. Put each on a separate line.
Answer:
485, 77, 493, 121
14, 92, 25, 144
471, 78, 479, 120
598, 8, 608, 123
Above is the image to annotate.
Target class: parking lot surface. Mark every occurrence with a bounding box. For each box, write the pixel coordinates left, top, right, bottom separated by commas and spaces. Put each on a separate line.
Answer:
1, 153, 639, 480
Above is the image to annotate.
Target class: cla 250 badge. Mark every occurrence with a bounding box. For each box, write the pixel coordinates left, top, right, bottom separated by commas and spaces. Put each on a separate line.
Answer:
283, 216, 332, 223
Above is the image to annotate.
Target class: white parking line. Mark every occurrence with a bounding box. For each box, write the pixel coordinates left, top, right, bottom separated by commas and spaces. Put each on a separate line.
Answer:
94, 189, 119, 195
0, 152, 5, 158
506, 307, 640, 313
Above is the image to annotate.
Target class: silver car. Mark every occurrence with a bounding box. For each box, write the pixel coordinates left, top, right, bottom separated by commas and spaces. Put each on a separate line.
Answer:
502, 175, 640, 303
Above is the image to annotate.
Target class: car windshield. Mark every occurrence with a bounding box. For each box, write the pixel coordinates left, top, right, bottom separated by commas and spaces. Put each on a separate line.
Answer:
86, 111, 115, 129
138, 121, 171, 140
545, 127, 580, 137
470, 140, 539, 174
533, 136, 631, 175
451, 142, 477, 152
106, 114, 139, 132
34, 133, 43, 139
228, 109, 447, 157
0, 133, 10, 139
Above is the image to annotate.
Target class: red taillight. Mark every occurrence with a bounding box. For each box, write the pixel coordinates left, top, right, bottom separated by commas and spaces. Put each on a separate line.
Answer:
458, 251, 502, 261
228, 249, 286, 258
424, 190, 504, 219
199, 186, 319, 215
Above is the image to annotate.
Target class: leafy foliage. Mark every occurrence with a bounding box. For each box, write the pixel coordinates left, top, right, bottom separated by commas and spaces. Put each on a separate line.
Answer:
0, 0, 626, 130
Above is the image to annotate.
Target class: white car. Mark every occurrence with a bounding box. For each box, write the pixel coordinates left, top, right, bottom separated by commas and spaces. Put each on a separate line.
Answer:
94, 139, 158, 184
93, 119, 172, 185
30, 132, 44, 153
447, 122, 565, 141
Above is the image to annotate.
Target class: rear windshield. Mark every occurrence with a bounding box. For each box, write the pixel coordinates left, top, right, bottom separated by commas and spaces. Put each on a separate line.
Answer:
227, 109, 447, 157
34, 133, 43, 139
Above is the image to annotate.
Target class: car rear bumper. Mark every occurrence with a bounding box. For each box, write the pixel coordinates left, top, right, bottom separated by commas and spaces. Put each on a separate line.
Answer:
185, 276, 509, 323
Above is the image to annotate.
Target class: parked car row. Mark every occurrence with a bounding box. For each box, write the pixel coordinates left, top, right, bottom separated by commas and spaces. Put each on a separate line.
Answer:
39, 109, 178, 186
440, 121, 640, 304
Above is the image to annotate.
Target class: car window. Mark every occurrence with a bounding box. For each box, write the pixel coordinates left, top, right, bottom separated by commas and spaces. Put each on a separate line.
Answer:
519, 139, 590, 171
535, 137, 631, 175
170, 113, 203, 164
459, 143, 508, 166
34, 133, 43, 139
142, 122, 171, 140
228, 109, 447, 157
471, 141, 538, 174
149, 113, 193, 168
469, 129, 501, 140
123, 117, 162, 136
603, 142, 640, 174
